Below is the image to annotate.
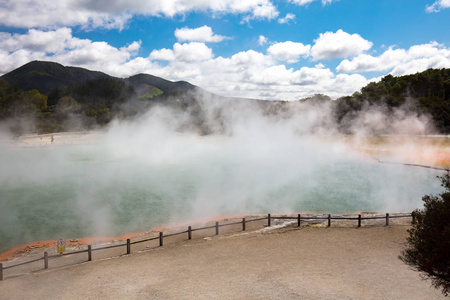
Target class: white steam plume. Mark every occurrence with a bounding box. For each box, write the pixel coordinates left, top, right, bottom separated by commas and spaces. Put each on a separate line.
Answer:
0, 94, 444, 253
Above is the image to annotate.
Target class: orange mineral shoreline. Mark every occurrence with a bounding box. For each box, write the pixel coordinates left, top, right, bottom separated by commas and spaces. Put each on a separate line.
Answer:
0, 214, 267, 262
353, 135, 450, 169
0, 232, 147, 262
360, 148, 450, 168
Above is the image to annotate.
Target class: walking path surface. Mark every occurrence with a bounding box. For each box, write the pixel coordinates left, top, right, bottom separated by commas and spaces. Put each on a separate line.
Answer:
0, 223, 445, 299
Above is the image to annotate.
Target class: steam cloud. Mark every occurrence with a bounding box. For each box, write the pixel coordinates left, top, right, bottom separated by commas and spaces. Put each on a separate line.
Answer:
0, 94, 445, 252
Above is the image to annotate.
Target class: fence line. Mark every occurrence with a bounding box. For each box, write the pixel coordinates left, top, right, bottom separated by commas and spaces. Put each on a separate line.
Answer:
0, 212, 414, 281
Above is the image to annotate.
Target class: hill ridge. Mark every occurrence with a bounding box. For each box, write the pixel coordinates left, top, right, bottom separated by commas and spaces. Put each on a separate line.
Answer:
0, 60, 206, 96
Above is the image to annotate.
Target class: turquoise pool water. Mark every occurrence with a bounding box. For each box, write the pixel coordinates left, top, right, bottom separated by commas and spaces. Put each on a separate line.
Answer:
0, 136, 444, 253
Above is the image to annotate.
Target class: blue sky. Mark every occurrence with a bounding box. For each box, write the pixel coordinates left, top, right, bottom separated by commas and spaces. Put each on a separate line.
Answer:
0, 0, 449, 100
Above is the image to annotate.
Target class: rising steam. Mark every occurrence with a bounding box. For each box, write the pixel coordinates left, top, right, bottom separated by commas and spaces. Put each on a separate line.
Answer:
0, 93, 445, 252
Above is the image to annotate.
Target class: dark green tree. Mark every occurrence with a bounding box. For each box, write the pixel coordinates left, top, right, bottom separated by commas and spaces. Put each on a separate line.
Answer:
399, 171, 450, 296
332, 68, 450, 133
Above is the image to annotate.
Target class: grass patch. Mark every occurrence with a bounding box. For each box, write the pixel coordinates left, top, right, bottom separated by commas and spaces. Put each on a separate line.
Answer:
138, 87, 164, 99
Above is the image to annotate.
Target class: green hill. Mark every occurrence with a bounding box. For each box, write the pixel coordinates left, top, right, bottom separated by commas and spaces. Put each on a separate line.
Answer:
0, 61, 204, 97
124, 73, 199, 96
1, 61, 114, 94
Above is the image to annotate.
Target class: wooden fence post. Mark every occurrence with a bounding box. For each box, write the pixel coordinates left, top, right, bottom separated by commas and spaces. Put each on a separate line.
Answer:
358, 215, 361, 228
268, 214, 271, 227
385, 213, 389, 226
328, 214, 331, 227
297, 214, 301, 227
242, 218, 246, 231
159, 232, 163, 246
88, 245, 92, 261
127, 239, 131, 254
188, 226, 192, 240
44, 252, 48, 269
215, 222, 219, 235
0, 263, 3, 281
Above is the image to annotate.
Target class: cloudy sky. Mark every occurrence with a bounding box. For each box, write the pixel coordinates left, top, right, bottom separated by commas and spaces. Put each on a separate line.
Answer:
0, 0, 449, 100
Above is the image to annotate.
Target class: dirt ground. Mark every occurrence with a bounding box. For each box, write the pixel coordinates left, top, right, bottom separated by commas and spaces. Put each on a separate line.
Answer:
0, 224, 445, 300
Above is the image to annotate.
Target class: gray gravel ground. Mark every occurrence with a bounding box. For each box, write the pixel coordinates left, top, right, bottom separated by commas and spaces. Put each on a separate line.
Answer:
0, 223, 446, 300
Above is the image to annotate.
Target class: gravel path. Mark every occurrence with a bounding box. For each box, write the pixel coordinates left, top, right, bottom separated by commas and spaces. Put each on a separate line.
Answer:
0, 225, 445, 299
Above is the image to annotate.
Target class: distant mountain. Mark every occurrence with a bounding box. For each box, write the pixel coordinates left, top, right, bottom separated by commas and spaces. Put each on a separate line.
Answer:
1, 61, 114, 94
124, 73, 199, 96
0, 61, 210, 97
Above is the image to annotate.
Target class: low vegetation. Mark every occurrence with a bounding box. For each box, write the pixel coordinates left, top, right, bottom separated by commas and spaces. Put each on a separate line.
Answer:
138, 87, 164, 99
399, 171, 450, 296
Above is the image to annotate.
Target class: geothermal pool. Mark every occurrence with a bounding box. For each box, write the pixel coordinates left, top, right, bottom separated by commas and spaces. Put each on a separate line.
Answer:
0, 130, 445, 254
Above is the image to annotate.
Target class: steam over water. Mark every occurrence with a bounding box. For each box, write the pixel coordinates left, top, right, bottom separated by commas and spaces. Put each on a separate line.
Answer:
0, 101, 445, 253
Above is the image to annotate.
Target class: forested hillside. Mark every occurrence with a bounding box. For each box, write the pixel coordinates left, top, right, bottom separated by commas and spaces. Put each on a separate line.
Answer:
0, 77, 144, 134
1, 61, 113, 94
334, 68, 450, 133
0, 61, 210, 134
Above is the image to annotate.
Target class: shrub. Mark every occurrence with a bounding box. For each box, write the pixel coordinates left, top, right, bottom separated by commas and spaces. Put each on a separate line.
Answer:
399, 171, 450, 296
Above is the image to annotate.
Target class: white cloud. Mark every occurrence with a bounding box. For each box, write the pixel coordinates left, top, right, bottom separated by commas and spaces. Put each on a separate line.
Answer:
291, 67, 335, 86
250, 0, 279, 19
310, 29, 372, 61
278, 13, 296, 24
175, 26, 229, 43
0, 27, 368, 101
426, 0, 450, 12
250, 65, 297, 85
322, 0, 338, 4
267, 41, 311, 63
0, 0, 279, 29
259, 35, 268, 46
290, 0, 339, 6
0, 0, 129, 30
0, 28, 144, 77
184, 50, 367, 99
149, 48, 176, 61
336, 42, 450, 76
173, 42, 214, 62
3, 28, 446, 102
336, 47, 406, 73
150, 42, 213, 63
224, 50, 274, 69
330, 73, 368, 96
290, 0, 315, 4
0, 49, 46, 75
130, 44, 367, 99
315, 63, 325, 68
0, 28, 88, 53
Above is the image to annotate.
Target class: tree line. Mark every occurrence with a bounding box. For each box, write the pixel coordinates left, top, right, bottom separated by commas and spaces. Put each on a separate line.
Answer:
0, 78, 148, 135
334, 68, 450, 133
